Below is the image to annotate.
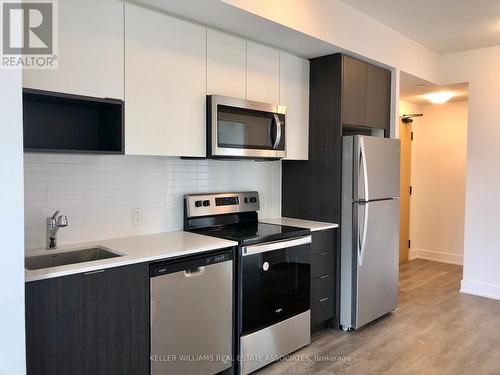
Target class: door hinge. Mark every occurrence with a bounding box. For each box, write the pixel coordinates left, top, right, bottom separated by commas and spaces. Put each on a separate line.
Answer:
411, 132, 414, 141
409, 186, 413, 195
408, 240, 411, 248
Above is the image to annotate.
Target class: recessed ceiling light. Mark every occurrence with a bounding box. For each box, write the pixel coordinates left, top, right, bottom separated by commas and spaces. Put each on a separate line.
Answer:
422, 91, 456, 104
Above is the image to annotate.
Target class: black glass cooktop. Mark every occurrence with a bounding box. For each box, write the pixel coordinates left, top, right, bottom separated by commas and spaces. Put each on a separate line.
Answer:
192, 222, 310, 246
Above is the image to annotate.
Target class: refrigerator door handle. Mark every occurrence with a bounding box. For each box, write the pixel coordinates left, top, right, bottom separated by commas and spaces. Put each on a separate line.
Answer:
358, 203, 369, 266
360, 137, 370, 202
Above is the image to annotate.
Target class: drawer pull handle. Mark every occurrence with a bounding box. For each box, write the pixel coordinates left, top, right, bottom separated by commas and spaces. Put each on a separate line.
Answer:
320, 274, 329, 279
84, 269, 105, 276
320, 297, 329, 303
320, 252, 329, 256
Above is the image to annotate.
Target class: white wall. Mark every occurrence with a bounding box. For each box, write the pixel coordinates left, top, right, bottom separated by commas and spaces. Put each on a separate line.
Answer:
408, 101, 468, 265
222, 0, 441, 139
224, 0, 440, 83
0, 70, 26, 374
24, 155, 281, 249
440, 46, 500, 300
398, 100, 421, 118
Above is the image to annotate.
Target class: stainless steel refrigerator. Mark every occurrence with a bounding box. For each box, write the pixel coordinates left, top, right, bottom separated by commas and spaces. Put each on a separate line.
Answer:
341, 135, 400, 330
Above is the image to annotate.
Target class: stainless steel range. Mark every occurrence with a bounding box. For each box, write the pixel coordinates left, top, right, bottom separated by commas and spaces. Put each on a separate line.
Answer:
184, 192, 312, 374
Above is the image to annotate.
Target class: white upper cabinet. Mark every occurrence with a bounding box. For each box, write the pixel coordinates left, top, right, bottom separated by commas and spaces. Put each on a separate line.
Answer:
23, 0, 124, 99
124, 3, 207, 157
207, 29, 246, 99
246, 42, 280, 104
280, 52, 310, 160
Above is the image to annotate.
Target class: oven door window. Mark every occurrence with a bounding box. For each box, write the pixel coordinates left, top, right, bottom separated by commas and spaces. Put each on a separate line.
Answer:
217, 105, 285, 151
241, 244, 310, 335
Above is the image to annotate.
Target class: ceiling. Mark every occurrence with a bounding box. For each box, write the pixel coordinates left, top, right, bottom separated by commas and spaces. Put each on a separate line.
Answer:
132, 0, 339, 58
341, 0, 500, 54
400, 72, 468, 105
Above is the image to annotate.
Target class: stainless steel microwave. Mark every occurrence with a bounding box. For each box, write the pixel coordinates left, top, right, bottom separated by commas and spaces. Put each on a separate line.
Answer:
207, 95, 286, 159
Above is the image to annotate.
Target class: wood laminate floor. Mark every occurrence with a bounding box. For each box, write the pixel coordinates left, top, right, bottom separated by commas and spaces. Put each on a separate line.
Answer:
257, 259, 500, 375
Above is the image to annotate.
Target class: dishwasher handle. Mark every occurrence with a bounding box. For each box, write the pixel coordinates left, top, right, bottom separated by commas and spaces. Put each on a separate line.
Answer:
184, 267, 205, 277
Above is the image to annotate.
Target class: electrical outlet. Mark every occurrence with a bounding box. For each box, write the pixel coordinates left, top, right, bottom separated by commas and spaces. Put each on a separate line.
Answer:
133, 208, 143, 225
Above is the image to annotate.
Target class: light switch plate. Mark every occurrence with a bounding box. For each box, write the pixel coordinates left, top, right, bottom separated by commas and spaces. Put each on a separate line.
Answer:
133, 208, 143, 225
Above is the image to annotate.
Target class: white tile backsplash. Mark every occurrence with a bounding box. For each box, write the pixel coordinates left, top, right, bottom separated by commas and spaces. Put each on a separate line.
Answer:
24, 154, 282, 249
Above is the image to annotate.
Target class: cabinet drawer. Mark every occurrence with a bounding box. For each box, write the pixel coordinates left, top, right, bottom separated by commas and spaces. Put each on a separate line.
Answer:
311, 229, 336, 255
311, 296, 334, 327
310, 252, 334, 278
311, 273, 334, 301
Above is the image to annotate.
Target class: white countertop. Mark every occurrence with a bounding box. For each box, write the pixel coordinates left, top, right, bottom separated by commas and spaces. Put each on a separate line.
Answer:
25, 231, 238, 282
261, 217, 338, 232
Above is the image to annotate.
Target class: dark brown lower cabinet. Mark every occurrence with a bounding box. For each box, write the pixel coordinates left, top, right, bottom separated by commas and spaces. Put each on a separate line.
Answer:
309, 228, 337, 331
25, 263, 150, 375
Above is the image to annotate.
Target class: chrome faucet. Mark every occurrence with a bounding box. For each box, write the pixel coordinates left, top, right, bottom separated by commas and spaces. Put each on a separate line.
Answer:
46, 211, 68, 249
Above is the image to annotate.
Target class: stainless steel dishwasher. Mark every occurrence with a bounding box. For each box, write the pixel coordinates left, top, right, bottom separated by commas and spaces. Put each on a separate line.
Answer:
150, 249, 233, 375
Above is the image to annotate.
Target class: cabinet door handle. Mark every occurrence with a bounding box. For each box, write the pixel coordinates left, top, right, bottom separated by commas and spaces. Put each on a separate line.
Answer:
319, 297, 329, 303
320, 274, 329, 279
320, 252, 329, 256
84, 269, 105, 276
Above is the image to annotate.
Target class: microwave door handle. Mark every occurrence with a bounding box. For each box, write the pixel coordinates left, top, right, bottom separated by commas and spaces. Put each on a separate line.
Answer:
272, 114, 282, 149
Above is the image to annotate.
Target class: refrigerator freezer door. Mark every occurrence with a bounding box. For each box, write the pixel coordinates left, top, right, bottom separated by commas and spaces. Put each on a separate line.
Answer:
354, 198, 399, 329
354, 136, 401, 202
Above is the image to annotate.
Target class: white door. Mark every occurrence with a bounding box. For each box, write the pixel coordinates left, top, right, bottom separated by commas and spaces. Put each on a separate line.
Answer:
23, 0, 124, 99
246, 42, 280, 104
207, 29, 246, 98
125, 3, 206, 157
280, 51, 310, 160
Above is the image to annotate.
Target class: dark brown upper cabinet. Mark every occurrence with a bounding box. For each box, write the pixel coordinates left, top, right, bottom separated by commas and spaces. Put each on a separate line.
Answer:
366, 63, 391, 129
341, 55, 391, 130
342, 55, 367, 127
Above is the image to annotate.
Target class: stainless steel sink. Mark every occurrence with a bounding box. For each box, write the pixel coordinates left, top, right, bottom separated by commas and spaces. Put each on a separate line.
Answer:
25, 247, 122, 270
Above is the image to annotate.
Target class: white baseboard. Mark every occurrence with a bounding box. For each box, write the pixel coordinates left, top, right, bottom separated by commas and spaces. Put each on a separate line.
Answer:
460, 279, 500, 300
408, 248, 463, 265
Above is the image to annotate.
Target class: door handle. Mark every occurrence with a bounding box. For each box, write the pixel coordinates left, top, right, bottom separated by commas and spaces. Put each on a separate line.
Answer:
150, 299, 155, 325
359, 137, 370, 202
242, 235, 312, 256
84, 269, 105, 276
272, 114, 282, 149
184, 267, 205, 277
358, 203, 369, 267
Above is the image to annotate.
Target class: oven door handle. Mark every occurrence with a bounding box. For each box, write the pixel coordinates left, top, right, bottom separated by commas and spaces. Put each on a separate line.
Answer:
242, 235, 312, 256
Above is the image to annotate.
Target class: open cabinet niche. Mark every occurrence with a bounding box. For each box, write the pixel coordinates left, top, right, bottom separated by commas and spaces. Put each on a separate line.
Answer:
23, 89, 124, 154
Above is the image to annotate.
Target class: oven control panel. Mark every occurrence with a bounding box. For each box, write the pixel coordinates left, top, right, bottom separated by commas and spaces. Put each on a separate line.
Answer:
215, 196, 239, 206
185, 192, 259, 218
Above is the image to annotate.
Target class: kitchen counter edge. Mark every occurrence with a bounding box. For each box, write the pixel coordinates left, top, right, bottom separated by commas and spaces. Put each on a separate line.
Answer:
25, 231, 238, 283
